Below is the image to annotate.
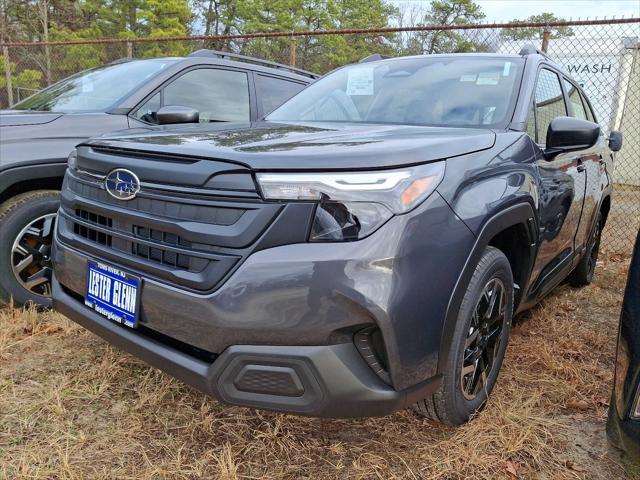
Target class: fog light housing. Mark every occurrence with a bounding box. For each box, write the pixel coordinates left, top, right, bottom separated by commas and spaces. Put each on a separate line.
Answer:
354, 326, 391, 385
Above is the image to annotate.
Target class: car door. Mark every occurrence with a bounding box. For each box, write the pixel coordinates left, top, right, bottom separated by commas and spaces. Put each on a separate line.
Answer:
562, 77, 608, 254
527, 68, 588, 295
130, 67, 253, 125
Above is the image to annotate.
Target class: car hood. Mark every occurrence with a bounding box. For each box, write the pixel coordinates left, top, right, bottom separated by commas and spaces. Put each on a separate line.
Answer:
83, 121, 497, 170
0, 110, 64, 126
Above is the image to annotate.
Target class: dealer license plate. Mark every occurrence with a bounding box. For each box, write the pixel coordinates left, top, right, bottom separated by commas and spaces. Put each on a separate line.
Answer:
85, 260, 140, 328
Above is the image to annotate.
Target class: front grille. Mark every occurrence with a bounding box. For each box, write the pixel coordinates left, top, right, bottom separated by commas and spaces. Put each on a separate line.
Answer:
132, 225, 192, 270
71, 207, 206, 273
74, 208, 112, 246
58, 166, 285, 292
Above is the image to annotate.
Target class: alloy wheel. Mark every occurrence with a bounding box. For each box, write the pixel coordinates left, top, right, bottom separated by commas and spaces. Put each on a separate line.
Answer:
11, 213, 56, 298
460, 277, 507, 401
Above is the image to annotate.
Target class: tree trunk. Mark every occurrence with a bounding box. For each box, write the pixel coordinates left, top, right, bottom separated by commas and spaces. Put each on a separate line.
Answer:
204, 0, 214, 36
40, 0, 51, 85
3, 46, 13, 106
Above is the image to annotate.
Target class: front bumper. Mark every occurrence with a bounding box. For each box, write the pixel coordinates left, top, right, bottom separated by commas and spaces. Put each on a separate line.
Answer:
54, 192, 476, 393
53, 274, 440, 417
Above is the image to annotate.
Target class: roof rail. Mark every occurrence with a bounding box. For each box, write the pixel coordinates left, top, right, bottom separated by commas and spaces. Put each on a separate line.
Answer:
359, 53, 391, 63
519, 43, 552, 60
188, 49, 319, 79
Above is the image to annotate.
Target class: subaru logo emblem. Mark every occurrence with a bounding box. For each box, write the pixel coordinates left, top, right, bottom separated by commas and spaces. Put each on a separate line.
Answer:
105, 169, 141, 200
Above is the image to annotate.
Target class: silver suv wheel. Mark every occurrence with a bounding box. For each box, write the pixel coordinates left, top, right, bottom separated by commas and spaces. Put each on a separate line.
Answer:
11, 213, 56, 298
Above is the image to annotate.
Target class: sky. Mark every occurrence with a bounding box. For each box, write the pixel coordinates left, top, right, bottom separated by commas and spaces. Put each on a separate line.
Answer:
394, 0, 640, 22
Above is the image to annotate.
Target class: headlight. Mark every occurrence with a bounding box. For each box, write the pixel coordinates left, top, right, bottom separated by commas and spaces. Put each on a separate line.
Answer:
67, 149, 78, 169
257, 162, 445, 241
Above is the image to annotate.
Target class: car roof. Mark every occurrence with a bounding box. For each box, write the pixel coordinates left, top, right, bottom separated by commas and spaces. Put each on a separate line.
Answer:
109, 50, 318, 83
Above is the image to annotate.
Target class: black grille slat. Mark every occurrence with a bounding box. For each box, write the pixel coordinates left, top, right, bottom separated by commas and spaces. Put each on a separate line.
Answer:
73, 208, 201, 272
74, 208, 113, 247
67, 176, 248, 225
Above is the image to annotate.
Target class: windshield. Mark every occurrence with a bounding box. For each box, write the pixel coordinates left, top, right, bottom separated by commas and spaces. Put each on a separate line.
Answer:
268, 56, 523, 128
13, 58, 178, 113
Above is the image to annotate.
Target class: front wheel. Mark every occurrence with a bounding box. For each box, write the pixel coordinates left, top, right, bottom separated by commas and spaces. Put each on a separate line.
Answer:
413, 246, 514, 425
0, 190, 60, 308
568, 211, 603, 287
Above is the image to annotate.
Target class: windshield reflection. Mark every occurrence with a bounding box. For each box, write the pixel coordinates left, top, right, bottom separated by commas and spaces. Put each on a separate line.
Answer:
13, 59, 177, 113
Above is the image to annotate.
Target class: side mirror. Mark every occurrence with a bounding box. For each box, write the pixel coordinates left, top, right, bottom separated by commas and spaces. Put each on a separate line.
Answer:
544, 116, 600, 159
609, 130, 623, 152
155, 105, 199, 125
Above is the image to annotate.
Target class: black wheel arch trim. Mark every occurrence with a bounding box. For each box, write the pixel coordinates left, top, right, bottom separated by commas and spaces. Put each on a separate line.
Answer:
437, 202, 537, 375
0, 162, 66, 203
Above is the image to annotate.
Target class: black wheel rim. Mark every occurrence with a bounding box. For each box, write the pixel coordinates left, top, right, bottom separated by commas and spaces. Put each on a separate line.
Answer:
461, 277, 506, 401
11, 213, 56, 298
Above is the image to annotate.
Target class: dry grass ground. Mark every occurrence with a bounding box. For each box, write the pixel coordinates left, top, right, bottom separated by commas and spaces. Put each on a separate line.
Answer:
1, 232, 639, 478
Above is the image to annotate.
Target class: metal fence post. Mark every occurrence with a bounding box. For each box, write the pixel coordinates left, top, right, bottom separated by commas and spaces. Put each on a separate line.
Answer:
541, 26, 551, 52
289, 36, 296, 67
2, 46, 13, 107
126, 41, 133, 58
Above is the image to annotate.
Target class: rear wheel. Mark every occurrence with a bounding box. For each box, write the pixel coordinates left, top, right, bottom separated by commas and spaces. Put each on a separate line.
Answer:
413, 246, 514, 425
0, 190, 60, 308
568, 211, 603, 287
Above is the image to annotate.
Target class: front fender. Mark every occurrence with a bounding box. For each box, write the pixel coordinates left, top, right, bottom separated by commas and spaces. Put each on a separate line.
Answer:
435, 133, 539, 375
436, 203, 537, 375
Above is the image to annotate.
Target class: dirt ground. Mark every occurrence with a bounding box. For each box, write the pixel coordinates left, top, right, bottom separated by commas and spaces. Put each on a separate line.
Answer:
1, 230, 639, 479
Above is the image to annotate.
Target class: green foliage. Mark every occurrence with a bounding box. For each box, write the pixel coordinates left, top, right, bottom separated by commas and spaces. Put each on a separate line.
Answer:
501, 13, 575, 40
80, 0, 192, 56
50, 24, 109, 76
400, 0, 485, 55
222, 0, 396, 72
0, 56, 43, 99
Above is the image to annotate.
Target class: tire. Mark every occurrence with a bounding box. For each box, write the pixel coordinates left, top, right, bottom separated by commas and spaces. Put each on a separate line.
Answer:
568, 211, 603, 288
413, 246, 514, 425
0, 190, 60, 308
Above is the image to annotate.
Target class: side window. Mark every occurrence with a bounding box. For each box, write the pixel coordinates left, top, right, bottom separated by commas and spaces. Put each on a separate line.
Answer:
532, 69, 567, 145
256, 75, 306, 115
580, 92, 595, 122
164, 69, 250, 122
563, 78, 587, 120
134, 92, 160, 123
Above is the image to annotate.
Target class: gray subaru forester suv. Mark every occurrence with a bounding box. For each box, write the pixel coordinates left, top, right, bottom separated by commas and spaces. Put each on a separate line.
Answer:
52, 48, 622, 425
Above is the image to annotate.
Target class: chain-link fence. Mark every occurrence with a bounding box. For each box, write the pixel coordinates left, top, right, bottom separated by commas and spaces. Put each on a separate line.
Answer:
1, 19, 639, 253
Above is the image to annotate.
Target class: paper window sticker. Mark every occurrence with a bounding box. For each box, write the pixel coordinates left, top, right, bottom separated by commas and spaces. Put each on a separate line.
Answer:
476, 72, 500, 85
503, 62, 511, 76
460, 74, 477, 82
346, 68, 374, 96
